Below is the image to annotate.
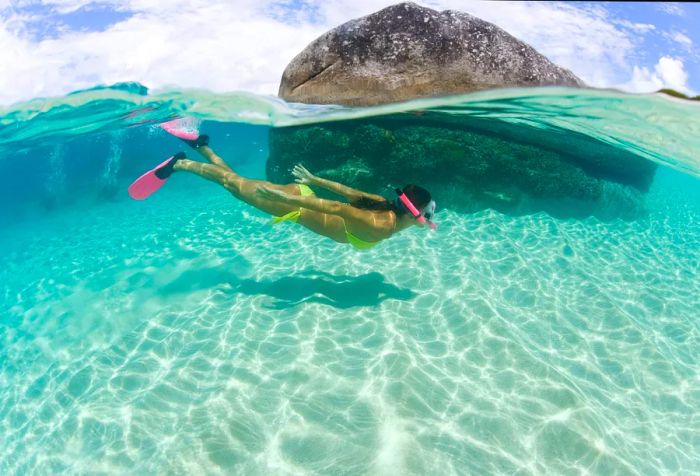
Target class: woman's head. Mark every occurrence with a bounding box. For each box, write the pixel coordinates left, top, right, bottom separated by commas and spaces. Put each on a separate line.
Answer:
395, 184, 437, 229
402, 185, 432, 210
400, 184, 434, 216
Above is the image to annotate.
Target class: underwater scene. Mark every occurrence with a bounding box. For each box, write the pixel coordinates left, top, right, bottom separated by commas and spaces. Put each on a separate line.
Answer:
1, 85, 699, 474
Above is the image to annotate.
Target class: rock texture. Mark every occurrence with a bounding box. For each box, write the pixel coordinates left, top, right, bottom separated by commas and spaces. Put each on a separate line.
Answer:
279, 2, 584, 106
267, 117, 655, 220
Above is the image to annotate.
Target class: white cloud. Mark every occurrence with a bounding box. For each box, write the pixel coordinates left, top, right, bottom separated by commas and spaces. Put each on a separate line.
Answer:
0, 0, 691, 105
0, 0, 328, 104
37, 0, 107, 14
615, 19, 655, 33
623, 56, 693, 95
658, 3, 685, 17
665, 31, 692, 47
656, 56, 691, 91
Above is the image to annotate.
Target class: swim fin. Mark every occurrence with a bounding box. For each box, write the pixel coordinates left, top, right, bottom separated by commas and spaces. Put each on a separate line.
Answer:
160, 118, 209, 148
128, 152, 185, 200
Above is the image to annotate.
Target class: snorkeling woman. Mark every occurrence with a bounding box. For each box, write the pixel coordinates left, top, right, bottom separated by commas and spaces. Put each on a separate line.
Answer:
129, 129, 437, 250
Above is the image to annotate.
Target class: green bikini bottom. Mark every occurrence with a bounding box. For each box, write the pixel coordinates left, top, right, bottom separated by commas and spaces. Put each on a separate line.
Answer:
271, 184, 379, 250
270, 184, 316, 224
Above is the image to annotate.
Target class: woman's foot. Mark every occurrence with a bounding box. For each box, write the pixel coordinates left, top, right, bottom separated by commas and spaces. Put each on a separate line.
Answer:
181, 134, 209, 150
160, 118, 209, 149
154, 151, 186, 179
128, 152, 186, 200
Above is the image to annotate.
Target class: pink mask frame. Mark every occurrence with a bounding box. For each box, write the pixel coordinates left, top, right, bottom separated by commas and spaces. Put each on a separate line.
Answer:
395, 189, 438, 230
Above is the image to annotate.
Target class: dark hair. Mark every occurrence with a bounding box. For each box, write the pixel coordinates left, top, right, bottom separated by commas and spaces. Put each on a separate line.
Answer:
351, 184, 432, 216
352, 196, 398, 213
402, 184, 432, 209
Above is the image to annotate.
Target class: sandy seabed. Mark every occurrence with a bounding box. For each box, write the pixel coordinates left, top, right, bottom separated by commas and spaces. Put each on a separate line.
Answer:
1, 169, 699, 475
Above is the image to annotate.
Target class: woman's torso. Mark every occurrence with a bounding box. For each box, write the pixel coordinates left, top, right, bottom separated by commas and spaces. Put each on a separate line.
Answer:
299, 208, 396, 245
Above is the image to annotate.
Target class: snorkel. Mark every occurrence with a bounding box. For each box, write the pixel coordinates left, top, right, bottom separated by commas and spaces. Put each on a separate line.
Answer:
395, 188, 438, 230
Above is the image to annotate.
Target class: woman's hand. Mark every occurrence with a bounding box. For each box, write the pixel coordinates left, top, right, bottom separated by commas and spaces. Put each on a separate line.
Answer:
256, 185, 290, 201
292, 164, 316, 185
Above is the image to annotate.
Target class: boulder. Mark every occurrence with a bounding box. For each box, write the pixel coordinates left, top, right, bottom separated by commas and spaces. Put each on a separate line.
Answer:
279, 2, 584, 106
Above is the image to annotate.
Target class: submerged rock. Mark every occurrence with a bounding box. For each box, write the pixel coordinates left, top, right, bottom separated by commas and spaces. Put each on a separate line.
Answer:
267, 118, 655, 220
279, 2, 584, 106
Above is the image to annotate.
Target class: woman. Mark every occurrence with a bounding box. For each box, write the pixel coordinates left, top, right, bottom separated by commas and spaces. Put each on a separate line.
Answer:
128, 134, 437, 250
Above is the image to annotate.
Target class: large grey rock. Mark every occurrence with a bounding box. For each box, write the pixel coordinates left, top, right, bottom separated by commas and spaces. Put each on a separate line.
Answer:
279, 2, 584, 106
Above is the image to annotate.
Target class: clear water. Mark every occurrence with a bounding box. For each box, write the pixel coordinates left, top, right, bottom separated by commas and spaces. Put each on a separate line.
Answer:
1, 85, 699, 475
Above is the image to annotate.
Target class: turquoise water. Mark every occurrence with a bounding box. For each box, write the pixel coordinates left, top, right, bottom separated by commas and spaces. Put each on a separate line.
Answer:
1, 85, 699, 474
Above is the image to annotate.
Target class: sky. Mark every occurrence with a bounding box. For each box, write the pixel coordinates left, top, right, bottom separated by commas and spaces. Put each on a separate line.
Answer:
0, 1, 698, 105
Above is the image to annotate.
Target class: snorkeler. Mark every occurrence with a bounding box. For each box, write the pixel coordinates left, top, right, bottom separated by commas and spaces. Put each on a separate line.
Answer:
128, 126, 437, 250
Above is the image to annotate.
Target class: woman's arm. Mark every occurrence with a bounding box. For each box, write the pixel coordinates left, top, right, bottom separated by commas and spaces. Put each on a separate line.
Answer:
257, 185, 361, 221
293, 164, 386, 203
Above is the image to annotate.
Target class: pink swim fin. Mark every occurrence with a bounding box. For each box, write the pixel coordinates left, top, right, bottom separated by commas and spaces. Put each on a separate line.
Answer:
160, 118, 200, 141
160, 118, 209, 151
128, 153, 183, 200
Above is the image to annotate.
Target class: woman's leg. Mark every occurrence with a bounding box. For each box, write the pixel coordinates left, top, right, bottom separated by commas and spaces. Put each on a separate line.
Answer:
174, 157, 348, 243
195, 144, 233, 171
174, 158, 302, 217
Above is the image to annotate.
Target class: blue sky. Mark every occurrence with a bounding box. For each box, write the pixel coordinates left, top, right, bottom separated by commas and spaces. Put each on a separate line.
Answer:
12, 2, 133, 38
604, 2, 699, 89
0, 1, 698, 105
